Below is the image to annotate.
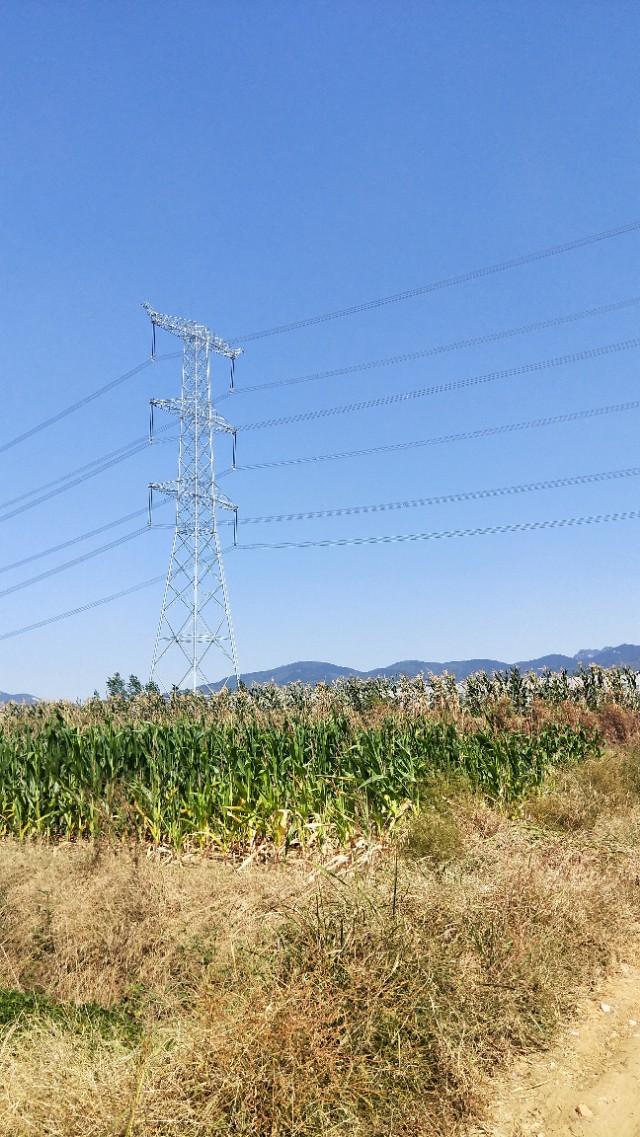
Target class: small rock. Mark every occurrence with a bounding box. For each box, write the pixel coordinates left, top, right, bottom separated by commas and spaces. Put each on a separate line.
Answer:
575, 1102, 594, 1119
629, 1019, 638, 1027
600, 1002, 613, 1014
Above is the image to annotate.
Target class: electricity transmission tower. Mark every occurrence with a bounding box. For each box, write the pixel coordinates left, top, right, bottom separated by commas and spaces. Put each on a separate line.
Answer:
144, 303, 242, 693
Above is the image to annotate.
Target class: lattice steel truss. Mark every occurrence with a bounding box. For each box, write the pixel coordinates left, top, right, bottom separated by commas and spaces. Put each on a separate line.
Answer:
144, 303, 242, 692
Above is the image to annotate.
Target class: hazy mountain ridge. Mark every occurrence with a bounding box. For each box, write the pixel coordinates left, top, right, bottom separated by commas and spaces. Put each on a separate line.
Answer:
203, 643, 640, 691
5, 645, 640, 703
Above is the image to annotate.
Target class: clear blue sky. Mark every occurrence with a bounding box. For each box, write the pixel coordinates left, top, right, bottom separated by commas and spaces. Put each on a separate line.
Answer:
1, 0, 639, 698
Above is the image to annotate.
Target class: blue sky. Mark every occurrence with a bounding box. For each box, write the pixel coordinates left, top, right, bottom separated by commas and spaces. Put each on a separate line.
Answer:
1, 0, 639, 698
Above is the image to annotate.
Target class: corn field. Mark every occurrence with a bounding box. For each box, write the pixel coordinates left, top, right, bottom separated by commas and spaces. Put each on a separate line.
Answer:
0, 665, 623, 849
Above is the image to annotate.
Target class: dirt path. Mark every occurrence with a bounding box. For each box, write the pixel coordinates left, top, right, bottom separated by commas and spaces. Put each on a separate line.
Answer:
474, 963, 640, 1137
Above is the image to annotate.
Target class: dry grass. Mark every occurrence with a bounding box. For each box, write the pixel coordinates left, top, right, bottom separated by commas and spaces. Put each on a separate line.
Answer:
1, 751, 640, 1135
523, 744, 640, 832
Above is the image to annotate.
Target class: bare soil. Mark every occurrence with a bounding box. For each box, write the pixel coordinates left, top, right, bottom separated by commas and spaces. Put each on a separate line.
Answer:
475, 963, 640, 1137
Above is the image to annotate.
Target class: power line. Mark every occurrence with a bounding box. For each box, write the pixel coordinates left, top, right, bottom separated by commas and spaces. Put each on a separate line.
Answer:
3, 221, 637, 461
231, 397, 640, 474
0, 499, 173, 578
228, 295, 640, 398
0, 324, 625, 519
2, 501, 639, 643
42, 459, 640, 551
0, 359, 152, 457
0, 426, 175, 524
215, 464, 640, 527
0, 349, 182, 458
9, 502, 628, 645
0, 439, 149, 523
0, 575, 165, 643
0, 437, 147, 514
2, 503, 637, 643
236, 337, 640, 432
0, 526, 150, 601
0, 508, 149, 576
8, 462, 636, 579
231, 219, 640, 343
236, 508, 640, 550
0, 544, 236, 643
2, 221, 638, 461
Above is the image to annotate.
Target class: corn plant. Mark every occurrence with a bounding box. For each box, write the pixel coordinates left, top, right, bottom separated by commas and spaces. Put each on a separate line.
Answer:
0, 697, 600, 849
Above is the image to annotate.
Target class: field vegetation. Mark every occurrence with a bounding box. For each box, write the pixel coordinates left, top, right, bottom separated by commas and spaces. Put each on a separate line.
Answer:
1, 666, 640, 1134
1, 665, 633, 851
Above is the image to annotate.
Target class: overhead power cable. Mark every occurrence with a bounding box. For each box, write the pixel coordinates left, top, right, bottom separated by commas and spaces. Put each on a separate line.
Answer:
237, 509, 640, 550
0, 350, 181, 458
11, 462, 637, 572
2, 220, 637, 467
0, 576, 166, 643
229, 295, 640, 398
231, 220, 640, 343
236, 337, 640, 432
0, 359, 152, 457
0, 508, 150, 576
0, 500, 636, 642
0, 426, 174, 524
13, 465, 636, 601
0, 527, 150, 601
2, 220, 638, 461
216, 464, 640, 527
0, 546, 236, 643
0, 440, 149, 523
230, 397, 640, 474
0, 437, 148, 514
3, 220, 637, 460
0, 500, 172, 578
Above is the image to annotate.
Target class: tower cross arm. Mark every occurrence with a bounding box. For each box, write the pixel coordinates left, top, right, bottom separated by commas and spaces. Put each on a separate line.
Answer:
214, 488, 239, 512
143, 303, 242, 360
151, 398, 236, 435
149, 480, 238, 511
210, 412, 236, 436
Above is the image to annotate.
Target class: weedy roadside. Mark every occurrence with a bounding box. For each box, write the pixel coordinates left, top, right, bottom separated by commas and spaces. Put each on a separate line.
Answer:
0, 740, 639, 1135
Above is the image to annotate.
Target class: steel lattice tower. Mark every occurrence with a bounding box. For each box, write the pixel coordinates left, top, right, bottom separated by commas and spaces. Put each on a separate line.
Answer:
144, 303, 242, 693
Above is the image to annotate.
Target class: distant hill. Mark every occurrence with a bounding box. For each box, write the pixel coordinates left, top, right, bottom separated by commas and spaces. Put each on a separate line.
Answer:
7, 644, 640, 702
203, 643, 640, 691
574, 643, 640, 669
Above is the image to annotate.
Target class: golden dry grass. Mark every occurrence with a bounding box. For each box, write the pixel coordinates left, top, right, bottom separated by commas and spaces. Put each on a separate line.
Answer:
1, 751, 640, 1135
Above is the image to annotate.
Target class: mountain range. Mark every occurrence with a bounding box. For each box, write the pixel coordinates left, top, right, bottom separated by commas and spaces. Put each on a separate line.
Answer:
4, 644, 640, 703
201, 643, 640, 691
